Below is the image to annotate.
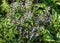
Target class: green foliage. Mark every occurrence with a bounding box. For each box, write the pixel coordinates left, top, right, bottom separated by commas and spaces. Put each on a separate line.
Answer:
1, 0, 10, 12
0, 0, 60, 43
0, 18, 18, 43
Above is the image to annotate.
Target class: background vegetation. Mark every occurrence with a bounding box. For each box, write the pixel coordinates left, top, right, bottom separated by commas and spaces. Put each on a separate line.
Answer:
0, 0, 60, 43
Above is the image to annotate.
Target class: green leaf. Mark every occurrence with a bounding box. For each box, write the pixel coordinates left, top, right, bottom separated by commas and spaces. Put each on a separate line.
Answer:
57, 32, 60, 39
56, 2, 60, 5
